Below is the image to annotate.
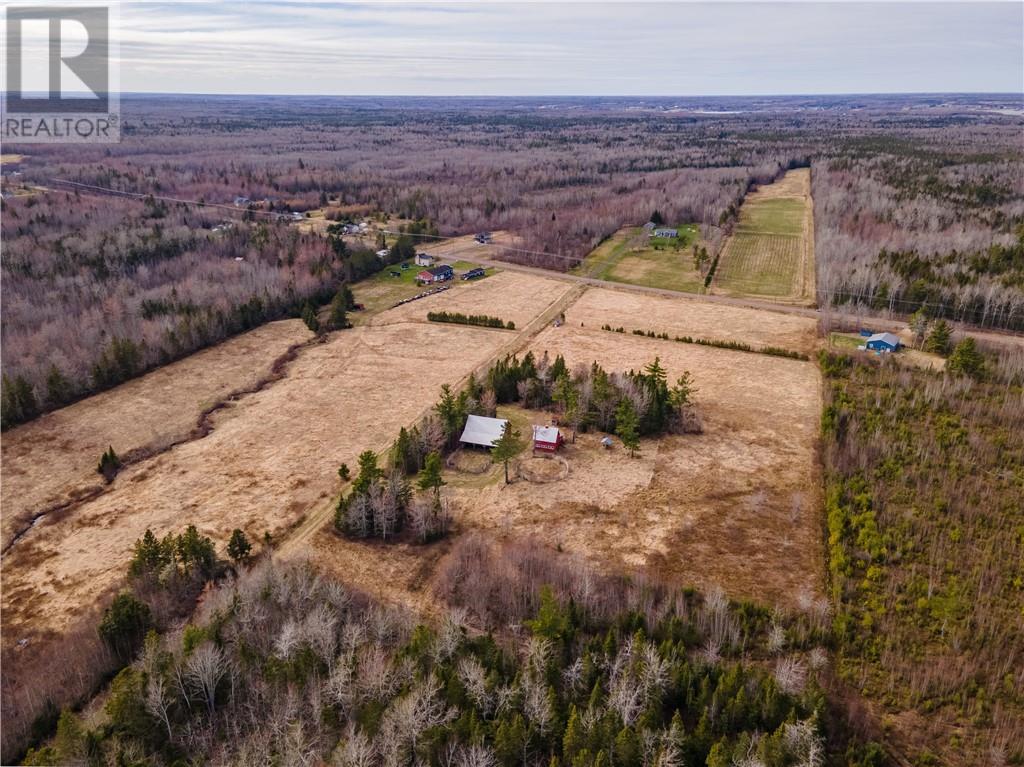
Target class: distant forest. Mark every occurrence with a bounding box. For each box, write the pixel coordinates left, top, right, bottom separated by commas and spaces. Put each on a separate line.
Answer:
2, 94, 1022, 425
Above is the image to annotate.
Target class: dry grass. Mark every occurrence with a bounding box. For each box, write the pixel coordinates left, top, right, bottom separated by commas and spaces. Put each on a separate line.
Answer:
454, 326, 826, 609
374, 270, 572, 330
307, 322, 823, 612
564, 286, 818, 351
0, 320, 517, 641
0, 320, 311, 551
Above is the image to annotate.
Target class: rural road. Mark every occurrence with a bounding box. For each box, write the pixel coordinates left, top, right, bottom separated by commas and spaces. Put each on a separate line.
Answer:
461, 251, 1024, 350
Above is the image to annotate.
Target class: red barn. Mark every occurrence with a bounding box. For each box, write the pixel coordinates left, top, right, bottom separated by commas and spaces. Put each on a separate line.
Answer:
532, 425, 564, 453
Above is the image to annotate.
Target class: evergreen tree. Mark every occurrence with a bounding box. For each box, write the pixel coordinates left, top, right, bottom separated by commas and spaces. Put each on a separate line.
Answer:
650, 210, 665, 225
227, 528, 252, 564
99, 593, 153, 661
97, 445, 122, 483
615, 398, 640, 457
45, 364, 73, 408
925, 319, 952, 356
352, 450, 383, 494
948, 337, 985, 379
301, 302, 321, 333
417, 451, 446, 501
492, 421, 525, 484
328, 288, 350, 330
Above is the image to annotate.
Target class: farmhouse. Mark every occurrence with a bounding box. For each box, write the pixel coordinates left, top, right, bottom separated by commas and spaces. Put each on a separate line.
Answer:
417, 264, 454, 284
460, 415, 509, 449
865, 332, 901, 353
532, 425, 564, 453
653, 228, 678, 238
415, 252, 434, 266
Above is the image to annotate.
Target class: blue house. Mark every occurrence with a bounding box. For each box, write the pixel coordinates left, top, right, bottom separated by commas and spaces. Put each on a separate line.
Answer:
865, 332, 901, 353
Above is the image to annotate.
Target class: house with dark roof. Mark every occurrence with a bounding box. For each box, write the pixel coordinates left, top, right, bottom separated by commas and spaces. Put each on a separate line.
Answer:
417, 264, 454, 284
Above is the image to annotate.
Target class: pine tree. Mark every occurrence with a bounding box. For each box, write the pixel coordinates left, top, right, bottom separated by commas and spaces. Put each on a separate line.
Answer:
301, 302, 321, 333
924, 319, 952, 356
328, 288, 350, 330
352, 450, 383, 494
45, 364, 73, 408
615, 398, 640, 457
227, 528, 252, 564
948, 337, 985, 379
97, 445, 122, 483
492, 421, 525, 484
417, 451, 446, 501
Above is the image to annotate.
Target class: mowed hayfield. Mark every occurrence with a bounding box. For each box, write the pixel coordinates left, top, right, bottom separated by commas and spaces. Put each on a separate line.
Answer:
572, 224, 705, 292
0, 271, 576, 645
306, 292, 824, 612
713, 168, 815, 302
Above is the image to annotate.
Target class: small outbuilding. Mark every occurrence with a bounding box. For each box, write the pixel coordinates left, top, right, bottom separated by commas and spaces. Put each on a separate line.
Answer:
532, 425, 564, 453
865, 332, 901, 353
376, 248, 390, 259
460, 415, 509, 449
415, 252, 434, 266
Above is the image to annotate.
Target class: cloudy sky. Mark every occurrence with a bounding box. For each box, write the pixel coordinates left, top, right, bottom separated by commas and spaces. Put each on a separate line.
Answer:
114, 1, 1022, 95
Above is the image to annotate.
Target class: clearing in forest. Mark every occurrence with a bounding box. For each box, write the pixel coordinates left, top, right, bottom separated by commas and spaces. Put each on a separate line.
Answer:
307, 295, 824, 612
572, 224, 706, 293
0, 271, 576, 643
713, 168, 815, 302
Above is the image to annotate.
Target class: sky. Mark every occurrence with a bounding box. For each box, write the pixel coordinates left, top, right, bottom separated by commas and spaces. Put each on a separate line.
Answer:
111, 1, 1023, 96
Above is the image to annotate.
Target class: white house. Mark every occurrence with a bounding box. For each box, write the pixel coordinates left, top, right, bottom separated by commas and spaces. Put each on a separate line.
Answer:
460, 415, 509, 449
415, 252, 434, 267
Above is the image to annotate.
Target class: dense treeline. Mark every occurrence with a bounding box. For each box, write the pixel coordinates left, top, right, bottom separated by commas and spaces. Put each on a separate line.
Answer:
22, 529, 887, 767
428, 311, 515, 329
820, 350, 1024, 764
814, 128, 1024, 330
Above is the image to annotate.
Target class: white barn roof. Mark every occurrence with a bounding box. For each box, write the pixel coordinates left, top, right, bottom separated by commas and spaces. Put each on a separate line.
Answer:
460, 415, 508, 448
533, 425, 561, 443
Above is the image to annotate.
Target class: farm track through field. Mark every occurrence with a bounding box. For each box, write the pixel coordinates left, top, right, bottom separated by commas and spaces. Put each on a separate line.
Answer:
276, 284, 586, 558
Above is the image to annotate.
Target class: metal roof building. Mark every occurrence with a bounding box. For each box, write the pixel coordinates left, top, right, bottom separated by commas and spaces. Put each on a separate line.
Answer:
460, 415, 509, 448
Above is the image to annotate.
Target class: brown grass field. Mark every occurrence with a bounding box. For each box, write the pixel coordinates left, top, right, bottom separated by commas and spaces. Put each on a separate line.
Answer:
0, 320, 312, 552
564, 286, 818, 351
0, 314, 539, 641
713, 168, 816, 303
305, 310, 824, 613
3, 273, 824, 691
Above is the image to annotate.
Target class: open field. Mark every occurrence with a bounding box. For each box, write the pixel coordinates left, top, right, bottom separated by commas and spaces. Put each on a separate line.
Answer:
573, 224, 705, 292
564, 286, 818, 351
0, 320, 312, 552
713, 168, 815, 302
303, 306, 824, 612
374, 270, 570, 330
0, 273, 579, 642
